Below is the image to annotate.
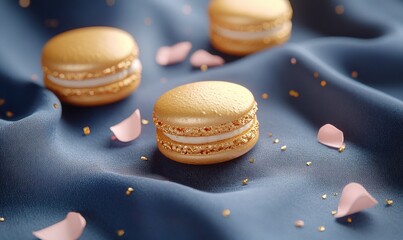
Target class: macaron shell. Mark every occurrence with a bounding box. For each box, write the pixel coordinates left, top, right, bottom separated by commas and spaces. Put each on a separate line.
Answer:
44, 72, 141, 106
157, 126, 259, 165
153, 81, 255, 128
42, 27, 137, 73
209, 0, 292, 22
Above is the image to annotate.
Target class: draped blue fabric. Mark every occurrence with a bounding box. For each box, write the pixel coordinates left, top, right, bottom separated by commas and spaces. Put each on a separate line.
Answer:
0, 0, 402, 239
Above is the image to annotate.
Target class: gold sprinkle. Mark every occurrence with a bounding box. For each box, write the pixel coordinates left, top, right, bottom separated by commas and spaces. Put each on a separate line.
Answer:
331, 210, 337, 215
320, 80, 327, 87
144, 17, 152, 26
83, 126, 90, 136
0, 98, 4, 106
306, 161, 312, 166
261, 93, 269, 100
322, 194, 327, 200
249, 158, 254, 163
45, 19, 59, 28
347, 217, 352, 223
335, 5, 345, 15
141, 119, 149, 125
0, 217, 4, 222
125, 187, 134, 196
6, 111, 13, 118
117, 229, 125, 237
53, 103, 58, 109
273, 139, 279, 144
338, 144, 346, 153
106, 0, 115, 6
290, 57, 297, 65
242, 178, 249, 185
200, 64, 208, 72
385, 199, 394, 206
222, 209, 231, 217
294, 220, 304, 228
289, 90, 300, 98
19, 0, 30, 8
182, 4, 192, 15
31, 74, 38, 81
351, 71, 358, 78
268, 132, 273, 137
313, 72, 319, 78
280, 145, 287, 151
140, 156, 148, 161
318, 226, 326, 232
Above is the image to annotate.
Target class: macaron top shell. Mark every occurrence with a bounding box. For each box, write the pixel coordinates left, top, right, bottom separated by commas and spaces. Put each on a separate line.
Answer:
153, 81, 255, 128
209, 0, 291, 22
42, 27, 137, 73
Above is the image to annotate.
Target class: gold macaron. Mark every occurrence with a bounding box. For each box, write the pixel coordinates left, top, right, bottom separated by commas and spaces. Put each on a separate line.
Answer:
208, 0, 293, 56
153, 81, 259, 165
42, 26, 142, 106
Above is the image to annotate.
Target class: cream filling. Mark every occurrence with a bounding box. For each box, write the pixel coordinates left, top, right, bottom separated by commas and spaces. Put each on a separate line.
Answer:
47, 59, 142, 88
213, 21, 291, 40
164, 119, 254, 144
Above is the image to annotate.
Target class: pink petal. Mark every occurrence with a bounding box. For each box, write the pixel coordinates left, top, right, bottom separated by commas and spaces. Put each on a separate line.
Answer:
317, 124, 344, 148
110, 109, 142, 142
335, 182, 378, 218
33, 212, 86, 240
190, 50, 225, 67
156, 41, 192, 66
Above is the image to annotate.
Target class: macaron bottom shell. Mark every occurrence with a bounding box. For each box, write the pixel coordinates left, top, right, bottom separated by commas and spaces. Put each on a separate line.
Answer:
44, 72, 141, 106
156, 119, 259, 165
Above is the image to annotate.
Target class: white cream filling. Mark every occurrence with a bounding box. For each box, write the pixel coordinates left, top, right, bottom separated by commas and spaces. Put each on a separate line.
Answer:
213, 21, 291, 40
164, 120, 254, 144
47, 59, 142, 88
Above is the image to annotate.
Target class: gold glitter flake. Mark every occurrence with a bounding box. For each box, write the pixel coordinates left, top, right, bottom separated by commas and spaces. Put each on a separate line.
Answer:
294, 220, 304, 228
338, 144, 346, 153
242, 178, 249, 185
268, 132, 273, 137
280, 145, 287, 151
289, 90, 300, 98
83, 126, 90, 136
117, 229, 125, 237
313, 72, 319, 78
106, 0, 115, 6
126, 187, 134, 196
0, 98, 4, 106
331, 210, 337, 216
335, 5, 345, 15
322, 194, 327, 200
249, 158, 254, 163
351, 71, 358, 78
19, 0, 30, 8
53, 103, 59, 109
347, 217, 352, 223
273, 139, 279, 144
142, 119, 149, 125
140, 156, 148, 161
261, 93, 269, 100
6, 111, 13, 118
290, 57, 297, 65
45, 19, 59, 28
318, 226, 326, 232
222, 209, 231, 217
320, 80, 327, 87
306, 161, 312, 166
385, 199, 394, 206
200, 64, 208, 72
0, 217, 4, 222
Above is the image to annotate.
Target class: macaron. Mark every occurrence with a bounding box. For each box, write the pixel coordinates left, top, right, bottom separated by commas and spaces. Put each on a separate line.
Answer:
153, 81, 259, 165
208, 0, 293, 56
42, 27, 142, 106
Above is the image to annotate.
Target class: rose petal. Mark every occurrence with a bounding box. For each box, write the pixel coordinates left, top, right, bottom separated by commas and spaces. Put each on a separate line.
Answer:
317, 124, 344, 148
110, 109, 141, 142
156, 41, 192, 66
190, 50, 225, 67
33, 212, 86, 240
335, 182, 378, 218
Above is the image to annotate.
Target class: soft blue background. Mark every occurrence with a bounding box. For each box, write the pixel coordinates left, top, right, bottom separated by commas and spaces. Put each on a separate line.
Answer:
0, 0, 402, 239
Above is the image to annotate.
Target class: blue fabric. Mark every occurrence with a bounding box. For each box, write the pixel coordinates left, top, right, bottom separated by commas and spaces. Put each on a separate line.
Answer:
0, 0, 402, 239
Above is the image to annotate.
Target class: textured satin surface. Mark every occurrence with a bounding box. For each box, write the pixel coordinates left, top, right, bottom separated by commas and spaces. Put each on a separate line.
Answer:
0, 0, 402, 239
